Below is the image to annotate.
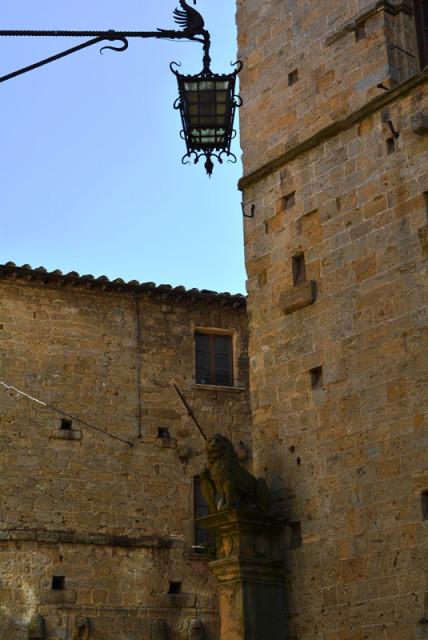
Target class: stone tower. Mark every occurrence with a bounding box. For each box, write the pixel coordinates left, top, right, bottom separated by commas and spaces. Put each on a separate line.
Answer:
237, 1, 428, 638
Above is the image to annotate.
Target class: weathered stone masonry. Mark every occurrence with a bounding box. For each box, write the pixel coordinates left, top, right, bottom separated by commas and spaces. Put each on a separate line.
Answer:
237, 0, 428, 639
0, 264, 251, 640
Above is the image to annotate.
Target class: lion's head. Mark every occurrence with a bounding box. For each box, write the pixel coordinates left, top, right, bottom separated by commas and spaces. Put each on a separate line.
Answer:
206, 434, 236, 464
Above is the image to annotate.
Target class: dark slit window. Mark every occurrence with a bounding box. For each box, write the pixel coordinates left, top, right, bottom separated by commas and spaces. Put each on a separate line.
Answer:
195, 332, 233, 386
292, 254, 307, 286
193, 476, 210, 552
414, 0, 428, 68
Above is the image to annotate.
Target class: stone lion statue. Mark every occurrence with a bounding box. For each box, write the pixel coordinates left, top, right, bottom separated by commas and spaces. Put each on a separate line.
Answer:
200, 434, 270, 512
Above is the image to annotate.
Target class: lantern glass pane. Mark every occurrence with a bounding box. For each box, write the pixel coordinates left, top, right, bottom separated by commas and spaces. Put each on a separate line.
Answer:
199, 103, 216, 115
187, 91, 199, 104
199, 91, 216, 104
216, 91, 228, 103
200, 117, 217, 126
199, 81, 216, 90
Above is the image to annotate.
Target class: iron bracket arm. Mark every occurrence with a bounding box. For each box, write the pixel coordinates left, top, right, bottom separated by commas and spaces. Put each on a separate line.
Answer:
0, 28, 211, 84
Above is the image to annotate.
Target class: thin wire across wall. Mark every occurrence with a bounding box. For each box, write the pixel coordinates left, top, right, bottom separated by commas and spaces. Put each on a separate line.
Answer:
0, 380, 133, 447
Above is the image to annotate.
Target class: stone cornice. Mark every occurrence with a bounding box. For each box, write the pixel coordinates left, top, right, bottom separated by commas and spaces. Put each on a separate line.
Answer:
325, 1, 414, 46
238, 69, 428, 192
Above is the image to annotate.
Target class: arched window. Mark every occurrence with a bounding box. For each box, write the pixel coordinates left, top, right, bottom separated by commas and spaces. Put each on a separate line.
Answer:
414, 0, 428, 68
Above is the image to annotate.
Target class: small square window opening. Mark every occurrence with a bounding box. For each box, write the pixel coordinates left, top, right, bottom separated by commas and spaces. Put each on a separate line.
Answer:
158, 427, 170, 439
283, 192, 296, 210
292, 254, 307, 286
51, 576, 65, 590
288, 69, 299, 86
168, 581, 182, 594
310, 366, 323, 390
60, 420, 72, 431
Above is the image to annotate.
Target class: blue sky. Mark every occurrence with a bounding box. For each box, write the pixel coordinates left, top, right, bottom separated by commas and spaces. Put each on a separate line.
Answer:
0, 1, 246, 294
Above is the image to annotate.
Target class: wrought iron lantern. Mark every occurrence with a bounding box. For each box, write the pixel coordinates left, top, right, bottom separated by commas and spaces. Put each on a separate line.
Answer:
0, 0, 242, 176
172, 62, 242, 176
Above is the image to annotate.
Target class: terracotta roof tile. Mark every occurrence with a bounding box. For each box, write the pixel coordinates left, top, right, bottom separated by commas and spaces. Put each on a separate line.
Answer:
0, 262, 246, 308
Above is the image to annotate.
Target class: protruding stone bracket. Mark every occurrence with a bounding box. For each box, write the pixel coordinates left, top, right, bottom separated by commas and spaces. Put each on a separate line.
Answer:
411, 112, 428, 135
200, 509, 287, 640
281, 280, 317, 315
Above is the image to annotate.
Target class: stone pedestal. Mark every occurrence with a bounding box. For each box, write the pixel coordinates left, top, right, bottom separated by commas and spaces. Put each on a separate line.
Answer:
200, 510, 286, 640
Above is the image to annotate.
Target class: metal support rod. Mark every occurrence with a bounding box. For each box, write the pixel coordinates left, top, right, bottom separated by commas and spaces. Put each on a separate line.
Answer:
0, 27, 211, 84
0, 36, 104, 83
173, 383, 208, 442
0, 29, 198, 38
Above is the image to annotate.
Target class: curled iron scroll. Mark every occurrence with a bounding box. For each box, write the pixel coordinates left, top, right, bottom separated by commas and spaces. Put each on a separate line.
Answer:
230, 60, 243, 75
100, 36, 129, 55
170, 61, 182, 76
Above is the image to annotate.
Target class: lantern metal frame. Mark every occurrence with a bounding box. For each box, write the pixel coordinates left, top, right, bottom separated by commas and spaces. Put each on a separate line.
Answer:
172, 60, 242, 176
0, 1, 242, 175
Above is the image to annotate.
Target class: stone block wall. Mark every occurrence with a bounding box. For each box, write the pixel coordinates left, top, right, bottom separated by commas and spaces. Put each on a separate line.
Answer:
0, 267, 251, 639
237, 0, 421, 176
237, 1, 428, 638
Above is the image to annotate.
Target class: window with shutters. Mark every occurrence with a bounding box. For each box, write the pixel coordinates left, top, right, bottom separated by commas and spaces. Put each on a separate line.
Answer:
195, 331, 234, 386
415, 0, 428, 68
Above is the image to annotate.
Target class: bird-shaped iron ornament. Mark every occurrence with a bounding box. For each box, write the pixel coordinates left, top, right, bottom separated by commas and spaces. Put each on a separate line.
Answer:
173, 0, 205, 33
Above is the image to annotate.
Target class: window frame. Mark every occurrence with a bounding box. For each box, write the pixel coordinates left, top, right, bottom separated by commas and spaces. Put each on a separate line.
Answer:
414, 0, 428, 69
194, 328, 235, 387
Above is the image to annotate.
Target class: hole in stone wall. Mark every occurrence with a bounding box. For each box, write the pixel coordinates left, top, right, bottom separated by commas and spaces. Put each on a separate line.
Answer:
424, 192, 428, 220
421, 491, 428, 520
251, 204, 256, 217
51, 576, 65, 590
168, 581, 182, 594
386, 138, 396, 154
310, 366, 323, 390
296, 457, 301, 466
158, 427, 170, 439
289, 445, 295, 453
60, 419, 72, 431
283, 192, 296, 210
288, 522, 302, 550
292, 254, 307, 286
288, 69, 299, 86
355, 23, 366, 41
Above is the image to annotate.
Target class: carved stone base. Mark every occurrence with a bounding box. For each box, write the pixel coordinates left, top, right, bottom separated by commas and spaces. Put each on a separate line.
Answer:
200, 509, 286, 640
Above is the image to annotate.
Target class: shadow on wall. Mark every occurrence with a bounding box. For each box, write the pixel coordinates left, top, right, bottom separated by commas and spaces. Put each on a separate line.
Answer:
0, 610, 27, 640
